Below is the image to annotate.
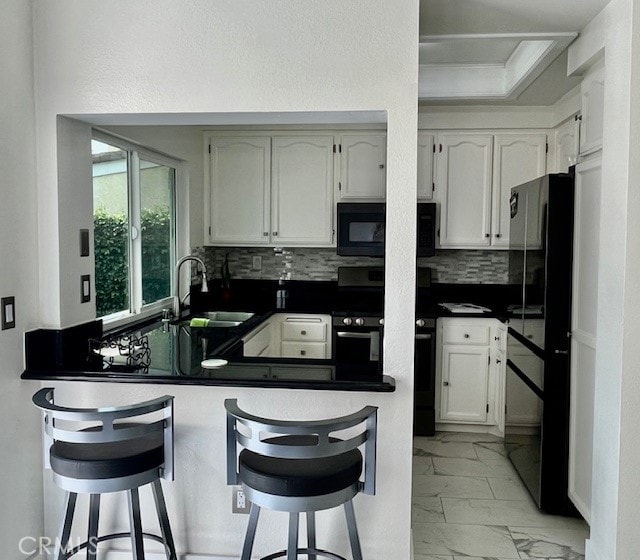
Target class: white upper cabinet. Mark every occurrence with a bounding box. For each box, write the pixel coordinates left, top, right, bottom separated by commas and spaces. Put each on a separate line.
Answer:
437, 133, 494, 248
271, 136, 334, 245
579, 62, 605, 156
338, 133, 386, 200
206, 133, 335, 247
554, 118, 580, 173
491, 133, 547, 248
208, 136, 271, 245
417, 132, 435, 201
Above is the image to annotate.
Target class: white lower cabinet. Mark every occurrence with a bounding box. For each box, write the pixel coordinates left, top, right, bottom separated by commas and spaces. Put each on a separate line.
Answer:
243, 314, 331, 359
436, 317, 506, 432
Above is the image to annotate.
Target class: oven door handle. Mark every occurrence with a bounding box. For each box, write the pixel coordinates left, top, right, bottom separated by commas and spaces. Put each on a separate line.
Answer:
336, 331, 374, 339
415, 333, 432, 340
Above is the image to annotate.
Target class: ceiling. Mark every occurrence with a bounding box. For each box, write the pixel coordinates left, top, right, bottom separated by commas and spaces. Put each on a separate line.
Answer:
419, 0, 611, 106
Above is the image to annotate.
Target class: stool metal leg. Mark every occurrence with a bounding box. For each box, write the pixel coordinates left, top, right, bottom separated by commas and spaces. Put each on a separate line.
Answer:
344, 500, 362, 560
151, 480, 177, 560
127, 488, 146, 560
306, 511, 317, 560
87, 494, 100, 560
241, 503, 261, 560
55, 491, 77, 560
287, 512, 299, 560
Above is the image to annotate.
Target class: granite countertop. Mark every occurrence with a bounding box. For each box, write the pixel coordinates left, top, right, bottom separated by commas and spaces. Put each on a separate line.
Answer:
21, 314, 395, 392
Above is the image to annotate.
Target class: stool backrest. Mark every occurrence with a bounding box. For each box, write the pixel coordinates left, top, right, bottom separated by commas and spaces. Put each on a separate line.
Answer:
32, 387, 175, 480
225, 399, 377, 495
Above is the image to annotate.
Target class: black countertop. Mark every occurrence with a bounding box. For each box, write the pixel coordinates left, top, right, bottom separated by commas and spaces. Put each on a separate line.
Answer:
22, 279, 516, 390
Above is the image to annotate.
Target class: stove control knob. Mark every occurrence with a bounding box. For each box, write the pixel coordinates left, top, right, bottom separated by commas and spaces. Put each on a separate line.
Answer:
342, 317, 353, 326
379, 318, 384, 326
354, 318, 365, 326
416, 319, 425, 328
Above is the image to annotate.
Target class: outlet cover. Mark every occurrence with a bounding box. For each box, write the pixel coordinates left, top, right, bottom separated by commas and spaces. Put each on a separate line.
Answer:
232, 486, 251, 514
252, 256, 262, 270
80, 275, 91, 303
1, 297, 15, 330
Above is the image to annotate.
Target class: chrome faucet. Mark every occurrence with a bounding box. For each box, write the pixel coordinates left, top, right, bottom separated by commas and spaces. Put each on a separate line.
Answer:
174, 256, 209, 318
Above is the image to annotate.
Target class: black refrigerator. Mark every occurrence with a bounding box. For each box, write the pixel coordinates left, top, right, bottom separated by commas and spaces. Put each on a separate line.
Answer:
505, 172, 577, 515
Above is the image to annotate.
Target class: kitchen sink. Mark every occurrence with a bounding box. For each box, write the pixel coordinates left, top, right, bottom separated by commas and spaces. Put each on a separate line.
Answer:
202, 311, 254, 322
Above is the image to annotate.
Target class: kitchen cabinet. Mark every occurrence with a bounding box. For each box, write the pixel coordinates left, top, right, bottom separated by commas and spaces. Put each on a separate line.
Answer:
208, 136, 271, 245
579, 61, 605, 156
491, 133, 547, 248
243, 320, 275, 358
206, 133, 334, 247
568, 156, 602, 523
417, 131, 435, 201
436, 317, 505, 430
271, 136, 334, 245
436, 132, 547, 249
337, 133, 386, 200
280, 314, 331, 359
554, 118, 580, 173
436, 133, 494, 248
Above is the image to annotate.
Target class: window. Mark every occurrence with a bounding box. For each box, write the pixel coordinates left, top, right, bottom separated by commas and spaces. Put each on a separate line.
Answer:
92, 133, 177, 320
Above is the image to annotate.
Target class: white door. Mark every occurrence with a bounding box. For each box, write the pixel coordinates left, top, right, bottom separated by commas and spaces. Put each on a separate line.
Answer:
271, 136, 334, 246
417, 132, 435, 200
568, 156, 602, 523
491, 133, 547, 248
555, 119, 580, 173
208, 136, 271, 245
440, 345, 490, 422
338, 133, 386, 200
437, 134, 493, 248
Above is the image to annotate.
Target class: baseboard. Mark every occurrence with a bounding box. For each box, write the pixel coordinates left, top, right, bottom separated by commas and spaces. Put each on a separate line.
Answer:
436, 422, 504, 437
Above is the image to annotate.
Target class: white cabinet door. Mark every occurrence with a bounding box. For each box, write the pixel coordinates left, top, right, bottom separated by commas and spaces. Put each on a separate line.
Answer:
437, 134, 493, 248
491, 133, 547, 248
417, 131, 435, 201
208, 136, 271, 245
338, 133, 386, 200
271, 136, 334, 246
568, 156, 602, 523
555, 118, 580, 173
580, 62, 605, 155
440, 345, 490, 422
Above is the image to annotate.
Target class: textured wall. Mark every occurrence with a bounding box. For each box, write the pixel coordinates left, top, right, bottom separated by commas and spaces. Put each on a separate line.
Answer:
195, 246, 510, 284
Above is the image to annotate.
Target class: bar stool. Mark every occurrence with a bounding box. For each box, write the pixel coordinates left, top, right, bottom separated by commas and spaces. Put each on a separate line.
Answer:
32, 388, 177, 560
225, 398, 378, 560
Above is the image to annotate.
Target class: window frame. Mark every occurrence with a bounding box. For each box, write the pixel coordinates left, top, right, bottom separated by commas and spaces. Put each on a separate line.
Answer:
92, 130, 181, 328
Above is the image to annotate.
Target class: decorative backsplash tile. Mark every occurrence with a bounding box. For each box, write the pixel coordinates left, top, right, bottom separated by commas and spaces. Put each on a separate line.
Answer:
192, 247, 509, 284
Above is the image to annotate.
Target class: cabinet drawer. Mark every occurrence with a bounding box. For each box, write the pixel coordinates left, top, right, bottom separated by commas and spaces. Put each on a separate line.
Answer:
281, 342, 327, 359
443, 324, 490, 345
281, 321, 327, 342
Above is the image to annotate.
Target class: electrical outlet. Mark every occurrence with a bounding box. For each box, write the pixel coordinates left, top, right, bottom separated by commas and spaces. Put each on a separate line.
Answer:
232, 486, 251, 514
252, 256, 262, 270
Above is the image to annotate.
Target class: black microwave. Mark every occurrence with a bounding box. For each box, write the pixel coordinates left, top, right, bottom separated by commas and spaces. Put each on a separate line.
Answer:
337, 202, 436, 257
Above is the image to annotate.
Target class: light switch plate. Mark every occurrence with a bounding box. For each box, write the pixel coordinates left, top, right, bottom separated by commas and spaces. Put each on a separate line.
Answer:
1, 297, 16, 330
81, 275, 91, 303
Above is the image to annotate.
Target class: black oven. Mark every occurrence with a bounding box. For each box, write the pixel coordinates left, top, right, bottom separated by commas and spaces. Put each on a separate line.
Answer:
337, 203, 436, 257
332, 314, 383, 376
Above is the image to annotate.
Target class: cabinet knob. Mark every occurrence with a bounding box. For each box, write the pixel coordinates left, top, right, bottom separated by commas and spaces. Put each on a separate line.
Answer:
379, 164, 385, 169
443, 381, 450, 386
300, 350, 306, 356
263, 232, 269, 236
464, 333, 470, 339
272, 232, 278, 236
494, 336, 500, 341
496, 358, 502, 364
495, 233, 502, 238
484, 233, 490, 238
301, 330, 307, 335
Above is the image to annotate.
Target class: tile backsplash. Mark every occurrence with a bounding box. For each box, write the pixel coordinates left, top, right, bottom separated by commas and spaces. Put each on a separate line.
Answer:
193, 247, 509, 284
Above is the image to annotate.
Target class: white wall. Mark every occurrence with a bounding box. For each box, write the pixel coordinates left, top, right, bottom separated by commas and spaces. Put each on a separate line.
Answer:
32, 1, 419, 558
0, 0, 44, 556
567, 1, 640, 559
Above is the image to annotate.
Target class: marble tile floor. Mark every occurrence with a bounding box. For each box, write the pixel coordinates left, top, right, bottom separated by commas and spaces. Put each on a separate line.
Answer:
412, 432, 589, 560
